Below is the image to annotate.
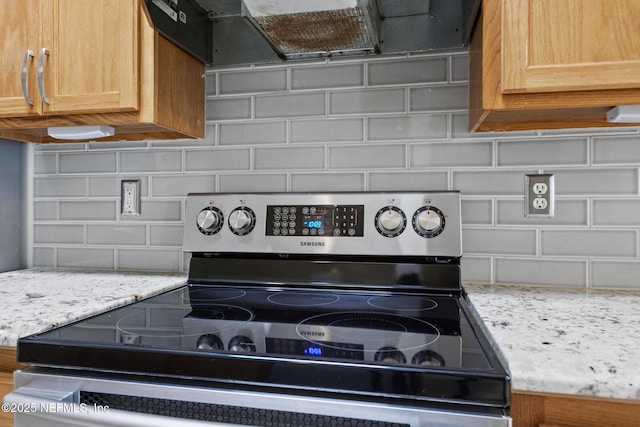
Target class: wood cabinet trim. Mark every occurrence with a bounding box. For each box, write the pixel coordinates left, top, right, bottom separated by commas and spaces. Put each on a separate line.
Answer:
512, 390, 640, 427
501, 0, 640, 94
469, 0, 640, 132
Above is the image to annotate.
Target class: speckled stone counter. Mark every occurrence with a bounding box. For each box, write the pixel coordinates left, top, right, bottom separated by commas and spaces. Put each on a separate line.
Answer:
2, 270, 638, 402
0, 269, 186, 346
463, 283, 640, 401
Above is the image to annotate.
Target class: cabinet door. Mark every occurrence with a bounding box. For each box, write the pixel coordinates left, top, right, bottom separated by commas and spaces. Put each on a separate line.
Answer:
40, 0, 139, 114
502, 0, 640, 93
0, 1, 42, 117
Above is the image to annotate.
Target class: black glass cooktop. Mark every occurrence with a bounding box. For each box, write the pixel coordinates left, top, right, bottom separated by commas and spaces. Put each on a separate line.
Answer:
18, 283, 510, 408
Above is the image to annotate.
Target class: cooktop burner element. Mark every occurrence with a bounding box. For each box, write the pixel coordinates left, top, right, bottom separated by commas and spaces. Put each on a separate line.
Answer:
367, 295, 439, 311
267, 292, 341, 307
16, 192, 510, 424
187, 287, 246, 303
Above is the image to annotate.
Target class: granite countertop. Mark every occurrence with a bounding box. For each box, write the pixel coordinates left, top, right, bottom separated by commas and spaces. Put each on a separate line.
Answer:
1, 269, 638, 402
0, 269, 186, 347
463, 283, 640, 401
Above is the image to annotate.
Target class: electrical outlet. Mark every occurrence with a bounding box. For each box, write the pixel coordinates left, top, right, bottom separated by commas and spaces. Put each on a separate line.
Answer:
121, 180, 141, 215
525, 174, 554, 217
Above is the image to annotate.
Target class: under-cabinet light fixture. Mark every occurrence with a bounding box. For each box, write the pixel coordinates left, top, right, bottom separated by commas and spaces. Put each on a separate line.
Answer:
47, 125, 115, 140
606, 105, 640, 123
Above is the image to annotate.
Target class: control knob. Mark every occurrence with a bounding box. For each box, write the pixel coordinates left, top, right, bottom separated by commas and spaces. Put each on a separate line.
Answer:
196, 334, 223, 351
374, 346, 406, 364
228, 207, 256, 236
228, 336, 256, 353
196, 207, 224, 235
375, 206, 406, 237
412, 206, 445, 238
411, 350, 446, 367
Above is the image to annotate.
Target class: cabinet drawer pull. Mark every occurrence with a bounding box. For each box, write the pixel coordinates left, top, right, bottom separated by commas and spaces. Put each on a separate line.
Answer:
21, 50, 35, 106
37, 48, 50, 105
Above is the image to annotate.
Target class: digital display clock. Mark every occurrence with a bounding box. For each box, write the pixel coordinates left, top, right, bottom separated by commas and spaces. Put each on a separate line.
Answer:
266, 204, 364, 237
265, 338, 364, 360
303, 346, 323, 356
304, 219, 323, 229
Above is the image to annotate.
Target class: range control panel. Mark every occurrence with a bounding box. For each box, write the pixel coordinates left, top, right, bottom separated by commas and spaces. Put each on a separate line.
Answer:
265, 205, 365, 238
183, 192, 461, 257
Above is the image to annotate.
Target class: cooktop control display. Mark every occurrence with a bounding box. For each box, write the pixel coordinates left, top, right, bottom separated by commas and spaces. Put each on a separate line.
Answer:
266, 205, 364, 237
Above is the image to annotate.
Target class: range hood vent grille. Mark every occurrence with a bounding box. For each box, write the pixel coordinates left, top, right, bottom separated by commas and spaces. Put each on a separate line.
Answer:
241, 0, 380, 59
148, 0, 480, 66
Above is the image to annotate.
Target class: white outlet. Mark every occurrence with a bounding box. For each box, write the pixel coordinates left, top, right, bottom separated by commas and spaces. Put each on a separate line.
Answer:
532, 182, 548, 195
532, 198, 548, 210
121, 180, 141, 215
525, 174, 554, 217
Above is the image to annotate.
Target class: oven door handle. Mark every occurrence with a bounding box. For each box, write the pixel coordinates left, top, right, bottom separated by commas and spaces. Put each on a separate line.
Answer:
3, 388, 246, 427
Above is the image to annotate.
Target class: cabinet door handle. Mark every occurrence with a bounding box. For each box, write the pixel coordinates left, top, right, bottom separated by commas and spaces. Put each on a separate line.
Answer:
21, 50, 35, 106
37, 48, 50, 105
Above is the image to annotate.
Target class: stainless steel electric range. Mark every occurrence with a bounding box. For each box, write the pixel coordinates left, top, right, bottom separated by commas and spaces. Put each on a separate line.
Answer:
7, 191, 511, 427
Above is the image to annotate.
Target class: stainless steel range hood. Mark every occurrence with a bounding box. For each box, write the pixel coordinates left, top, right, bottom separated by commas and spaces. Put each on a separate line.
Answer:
144, 0, 479, 66
241, 0, 381, 60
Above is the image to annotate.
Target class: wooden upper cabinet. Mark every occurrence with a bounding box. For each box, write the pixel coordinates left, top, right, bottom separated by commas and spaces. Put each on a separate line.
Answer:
0, 1, 42, 117
0, 0, 205, 143
40, 0, 139, 114
469, 0, 640, 132
502, 0, 640, 94
0, 0, 138, 118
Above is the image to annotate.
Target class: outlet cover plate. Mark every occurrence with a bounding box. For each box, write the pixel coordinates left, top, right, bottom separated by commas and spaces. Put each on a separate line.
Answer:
525, 174, 554, 217
121, 179, 141, 216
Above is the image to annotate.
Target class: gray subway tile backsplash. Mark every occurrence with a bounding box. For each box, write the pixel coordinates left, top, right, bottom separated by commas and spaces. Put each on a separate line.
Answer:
58, 248, 115, 269
495, 258, 587, 287
219, 121, 287, 145
496, 199, 589, 226
149, 225, 184, 247
461, 199, 493, 226
462, 228, 537, 256
220, 69, 287, 95
120, 151, 182, 173
453, 170, 534, 196
59, 153, 117, 174
329, 145, 406, 169
87, 225, 146, 246
291, 172, 365, 192
34, 202, 58, 221
34, 154, 57, 174
35, 225, 84, 244
151, 175, 215, 197
117, 249, 181, 272
255, 93, 325, 119
30, 50, 640, 289
35, 177, 86, 197
367, 57, 447, 86
541, 230, 638, 258
219, 173, 288, 192
120, 201, 182, 222
592, 199, 640, 226
368, 171, 448, 191
550, 168, 639, 195
206, 98, 252, 121
409, 85, 468, 112
185, 149, 251, 171
60, 201, 117, 221
291, 64, 364, 90
592, 135, 640, 164
290, 118, 364, 143
255, 146, 325, 170
496, 138, 589, 167
329, 89, 405, 115
368, 114, 448, 141
410, 141, 493, 168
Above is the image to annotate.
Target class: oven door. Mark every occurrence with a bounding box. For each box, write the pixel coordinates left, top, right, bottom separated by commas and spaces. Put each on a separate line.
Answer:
5, 368, 511, 427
